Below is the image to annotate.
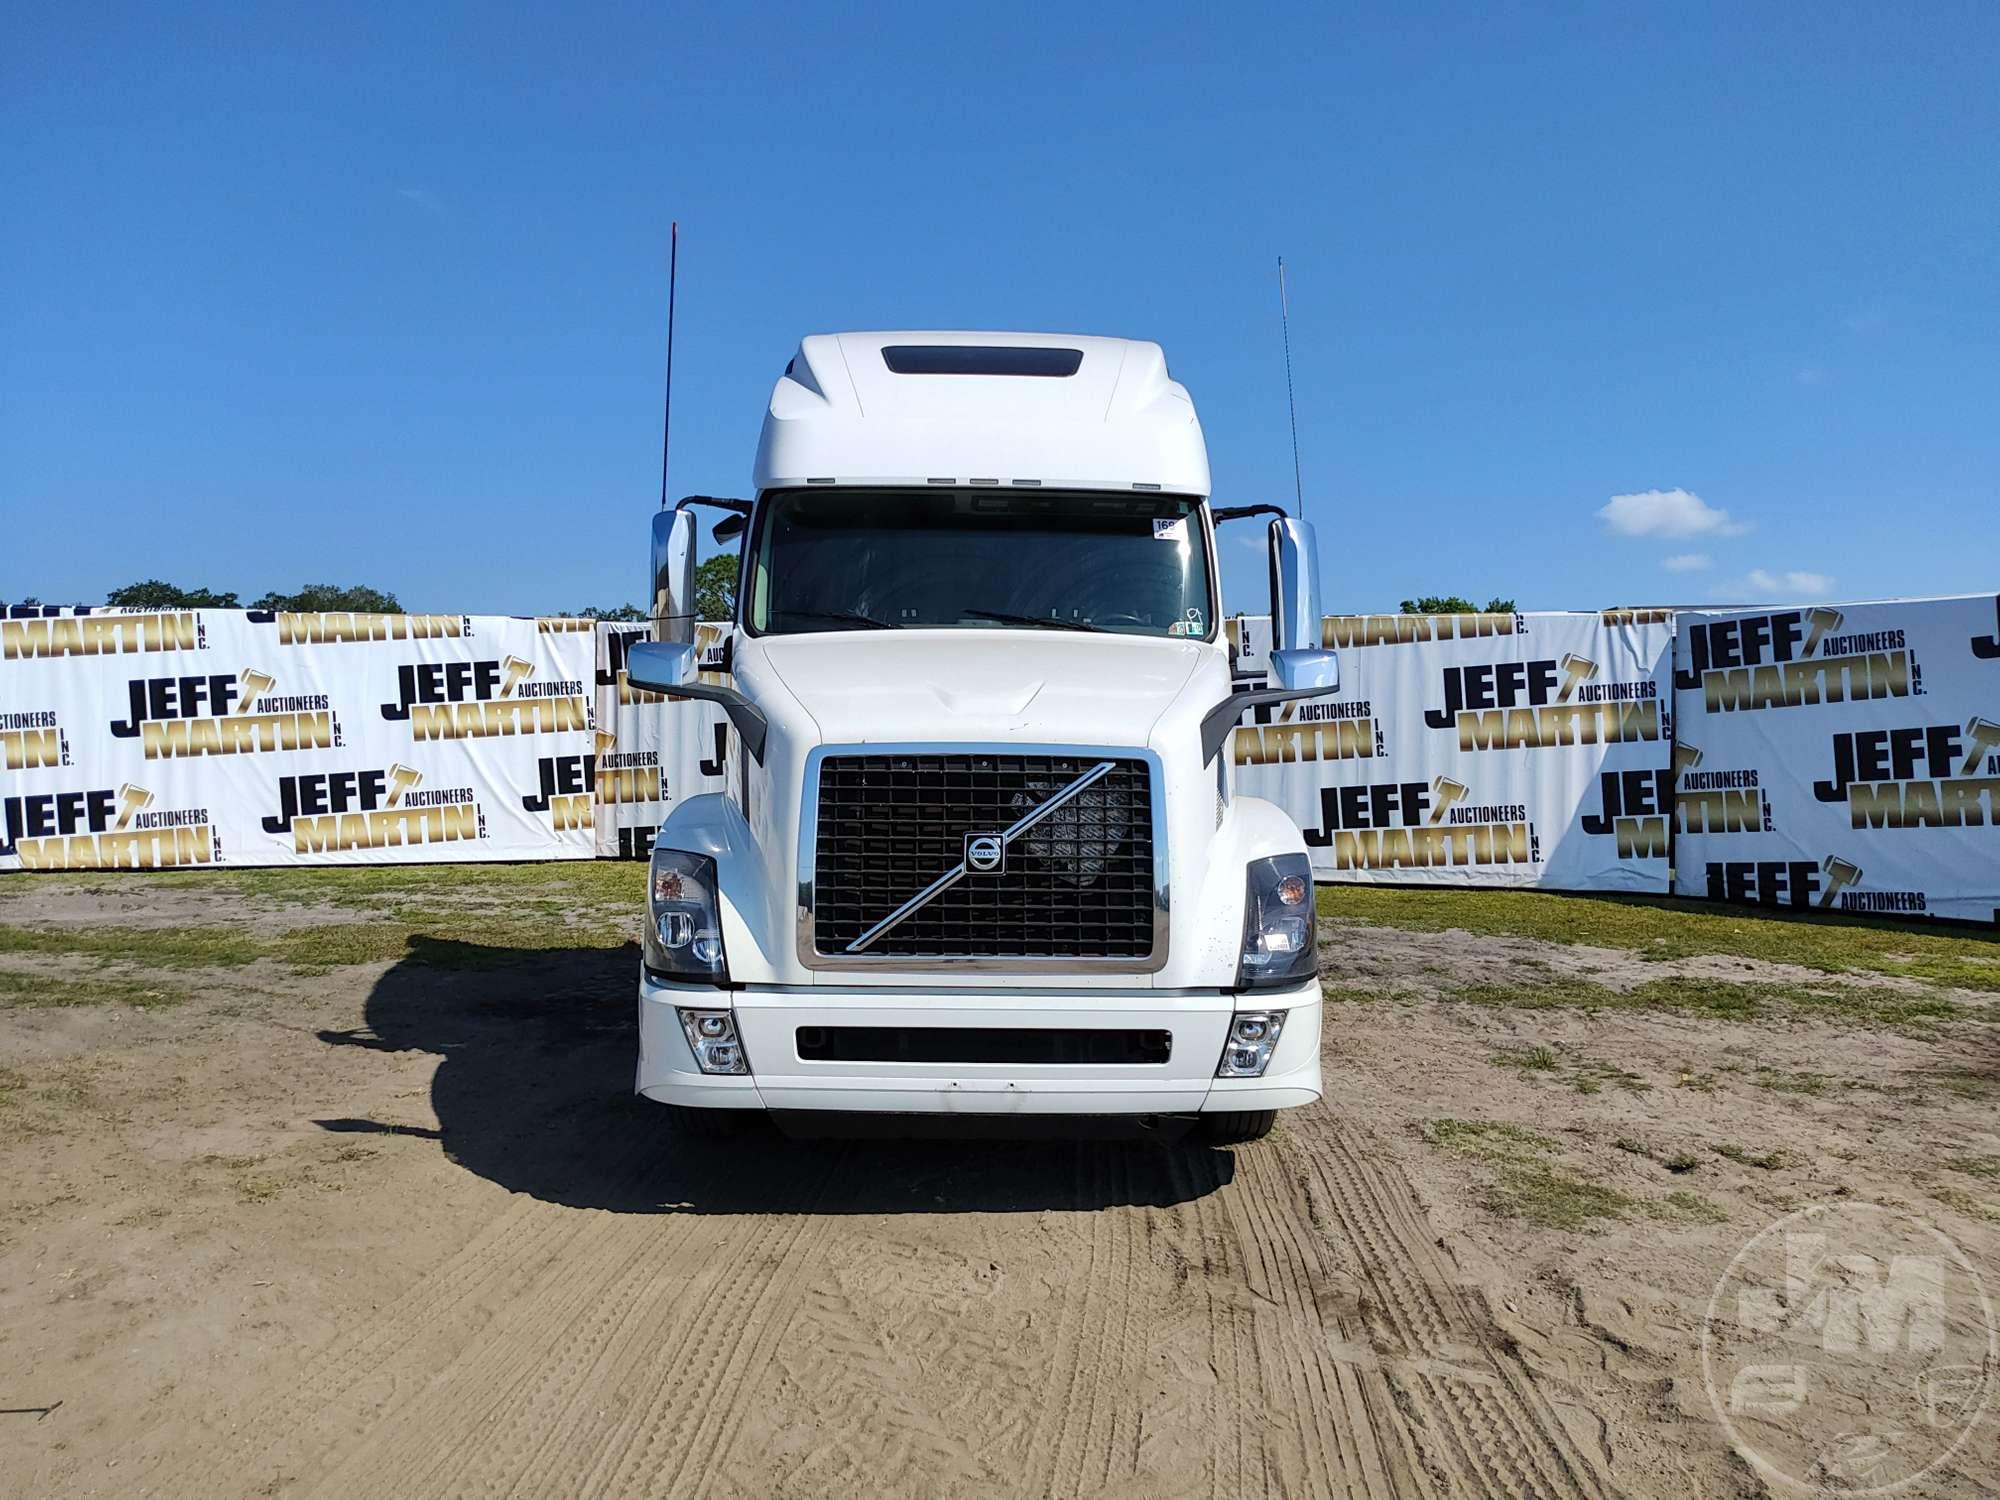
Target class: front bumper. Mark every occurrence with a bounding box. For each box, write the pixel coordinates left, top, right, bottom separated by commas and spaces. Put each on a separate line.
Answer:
636, 974, 1323, 1116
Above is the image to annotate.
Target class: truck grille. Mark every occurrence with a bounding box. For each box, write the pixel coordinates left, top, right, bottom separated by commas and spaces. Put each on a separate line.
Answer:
811, 751, 1156, 960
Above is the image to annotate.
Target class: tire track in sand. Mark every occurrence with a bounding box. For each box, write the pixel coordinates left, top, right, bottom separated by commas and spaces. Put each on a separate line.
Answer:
133, 1133, 661, 1496
138, 1139, 843, 1500
1287, 1111, 1611, 1499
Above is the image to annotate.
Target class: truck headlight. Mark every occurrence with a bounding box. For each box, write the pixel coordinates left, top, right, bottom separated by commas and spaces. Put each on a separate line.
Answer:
644, 848, 729, 983
1235, 853, 1318, 990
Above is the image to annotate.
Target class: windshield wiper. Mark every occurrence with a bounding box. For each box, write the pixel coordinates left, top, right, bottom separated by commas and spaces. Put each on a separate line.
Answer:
961, 608, 1108, 634
772, 609, 901, 631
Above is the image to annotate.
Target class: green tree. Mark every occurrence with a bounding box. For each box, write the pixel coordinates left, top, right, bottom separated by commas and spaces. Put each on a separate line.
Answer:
694, 555, 738, 622
572, 603, 647, 621
1399, 594, 1516, 614
106, 579, 241, 608
250, 582, 402, 613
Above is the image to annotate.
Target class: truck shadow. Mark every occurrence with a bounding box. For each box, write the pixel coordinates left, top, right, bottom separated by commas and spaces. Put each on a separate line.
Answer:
314, 935, 1236, 1215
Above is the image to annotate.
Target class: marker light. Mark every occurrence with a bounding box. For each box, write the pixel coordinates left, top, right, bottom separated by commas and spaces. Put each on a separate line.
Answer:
1216, 1011, 1287, 1077
644, 848, 729, 984
677, 1008, 749, 1074
1235, 854, 1319, 990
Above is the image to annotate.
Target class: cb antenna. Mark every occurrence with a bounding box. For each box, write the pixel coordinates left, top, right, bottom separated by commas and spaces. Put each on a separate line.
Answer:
658, 221, 678, 510
1278, 256, 1304, 520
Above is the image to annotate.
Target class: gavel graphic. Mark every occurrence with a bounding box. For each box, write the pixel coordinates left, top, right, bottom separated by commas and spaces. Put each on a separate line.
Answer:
1961, 716, 2000, 777
1819, 855, 1863, 907
114, 784, 155, 831
1429, 775, 1469, 825
1557, 654, 1598, 703
232, 667, 277, 715
385, 763, 423, 807
1803, 607, 1844, 654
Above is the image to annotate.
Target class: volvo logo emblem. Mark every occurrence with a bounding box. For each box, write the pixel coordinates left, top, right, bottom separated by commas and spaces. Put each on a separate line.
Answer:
964, 833, 1005, 874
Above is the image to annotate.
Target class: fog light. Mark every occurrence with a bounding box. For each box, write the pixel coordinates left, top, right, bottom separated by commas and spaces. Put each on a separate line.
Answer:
1216, 1011, 1286, 1078
677, 1008, 750, 1075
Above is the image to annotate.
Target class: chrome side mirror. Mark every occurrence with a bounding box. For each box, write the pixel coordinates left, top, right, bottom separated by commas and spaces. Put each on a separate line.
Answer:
624, 639, 700, 694
1268, 517, 1339, 692
650, 508, 699, 646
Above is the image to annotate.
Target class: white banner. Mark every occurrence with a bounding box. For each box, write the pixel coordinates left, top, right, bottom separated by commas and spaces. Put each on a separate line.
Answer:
1231, 610, 1678, 892
1671, 594, 2000, 924
2, 606, 598, 869
591, 622, 730, 859
13, 595, 1989, 912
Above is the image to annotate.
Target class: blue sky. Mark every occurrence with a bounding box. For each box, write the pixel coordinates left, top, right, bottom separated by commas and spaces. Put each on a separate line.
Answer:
4, 2, 1995, 616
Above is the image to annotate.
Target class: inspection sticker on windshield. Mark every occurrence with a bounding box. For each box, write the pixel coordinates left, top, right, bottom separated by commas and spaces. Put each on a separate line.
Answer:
1152, 517, 1188, 541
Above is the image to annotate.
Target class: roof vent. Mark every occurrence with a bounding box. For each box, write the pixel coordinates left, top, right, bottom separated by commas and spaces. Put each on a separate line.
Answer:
881, 345, 1084, 377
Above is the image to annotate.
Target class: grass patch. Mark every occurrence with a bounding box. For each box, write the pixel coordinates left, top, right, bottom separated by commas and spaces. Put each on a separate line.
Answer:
1715, 1143, 1789, 1170
1569, 1058, 1650, 1096
1424, 1118, 1556, 1160
1934, 1072, 2000, 1100
1321, 983, 1401, 1004
1319, 885, 2000, 992
1493, 1045, 1649, 1094
0, 906, 636, 997
1643, 1190, 1729, 1225
1441, 973, 1963, 1030
0, 923, 264, 968
1927, 1185, 2000, 1223
1943, 1154, 2000, 1182
12, 860, 651, 913
1423, 1118, 1631, 1229
0, 863, 646, 984
1613, 1136, 1701, 1172
1754, 1068, 1830, 1096
1490, 1045, 1561, 1073
263, 917, 630, 972
0, 968, 182, 1009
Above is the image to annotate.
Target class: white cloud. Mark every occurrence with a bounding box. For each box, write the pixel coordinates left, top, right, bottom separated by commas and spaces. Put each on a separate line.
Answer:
396, 187, 446, 212
1596, 488, 1747, 540
1712, 568, 1836, 602
1795, 365, 1826, 386
1662, 553, 1712, 574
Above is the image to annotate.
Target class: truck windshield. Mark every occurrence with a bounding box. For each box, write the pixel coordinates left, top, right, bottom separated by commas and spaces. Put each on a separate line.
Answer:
745, 489, 1214, 639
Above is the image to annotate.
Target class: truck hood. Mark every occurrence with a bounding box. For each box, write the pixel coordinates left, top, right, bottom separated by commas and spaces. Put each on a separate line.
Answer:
749, 629, 1208, 746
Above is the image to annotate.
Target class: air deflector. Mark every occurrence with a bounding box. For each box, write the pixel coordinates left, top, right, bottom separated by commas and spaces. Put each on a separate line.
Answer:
881, 346, 1084, 377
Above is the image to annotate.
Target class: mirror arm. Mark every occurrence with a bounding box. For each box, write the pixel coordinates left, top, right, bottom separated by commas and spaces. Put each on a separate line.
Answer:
676, 494, 753, 515
659, 681, 768, 764
1201, 687, 1323, 765
1211, 503, 1288, 525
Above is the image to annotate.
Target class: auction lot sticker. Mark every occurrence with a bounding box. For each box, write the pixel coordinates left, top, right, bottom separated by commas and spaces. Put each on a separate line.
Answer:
1702, 1202, 1996, 1494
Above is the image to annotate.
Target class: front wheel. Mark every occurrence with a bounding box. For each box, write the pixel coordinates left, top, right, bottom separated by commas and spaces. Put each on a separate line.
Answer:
1195, 1109, 1277, 1145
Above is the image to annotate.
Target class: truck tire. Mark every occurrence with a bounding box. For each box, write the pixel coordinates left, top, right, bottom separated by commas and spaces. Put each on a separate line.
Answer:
664, 1104, 751, 1138
1196, 1109, 1277, 1145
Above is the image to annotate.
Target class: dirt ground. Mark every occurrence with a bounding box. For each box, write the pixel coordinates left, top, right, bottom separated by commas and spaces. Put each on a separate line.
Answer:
2, 868, 1996, 1498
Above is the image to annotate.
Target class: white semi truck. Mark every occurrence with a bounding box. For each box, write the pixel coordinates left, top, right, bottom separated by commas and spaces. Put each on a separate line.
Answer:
626, 332, 1338, 1143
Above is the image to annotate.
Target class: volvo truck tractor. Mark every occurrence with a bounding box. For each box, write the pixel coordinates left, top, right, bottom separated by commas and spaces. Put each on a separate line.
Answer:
625, 331, 1339, 1143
